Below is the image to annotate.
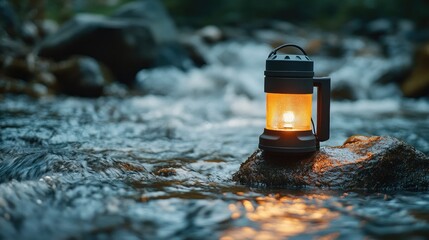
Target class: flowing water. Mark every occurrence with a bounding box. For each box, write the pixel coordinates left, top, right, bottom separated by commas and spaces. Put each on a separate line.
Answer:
1, 42, 429, 239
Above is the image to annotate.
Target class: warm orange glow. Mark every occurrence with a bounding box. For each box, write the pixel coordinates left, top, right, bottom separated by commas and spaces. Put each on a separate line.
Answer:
222, 194, 338, 239
266, 93, 312, 131
282, 111, 295, 128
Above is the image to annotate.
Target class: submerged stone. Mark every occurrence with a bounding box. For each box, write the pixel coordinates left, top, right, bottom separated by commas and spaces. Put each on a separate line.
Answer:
233, 136, 429, 190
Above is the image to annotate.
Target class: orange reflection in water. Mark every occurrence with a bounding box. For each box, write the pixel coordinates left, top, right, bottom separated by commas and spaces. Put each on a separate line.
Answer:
221, 194, 339, 240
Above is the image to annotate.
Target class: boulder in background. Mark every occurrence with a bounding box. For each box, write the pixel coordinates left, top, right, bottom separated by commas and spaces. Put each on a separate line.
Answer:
37, 0, 192, 85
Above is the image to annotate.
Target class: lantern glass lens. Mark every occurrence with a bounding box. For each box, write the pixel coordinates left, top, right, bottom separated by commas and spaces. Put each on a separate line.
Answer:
266, 93, 312, 131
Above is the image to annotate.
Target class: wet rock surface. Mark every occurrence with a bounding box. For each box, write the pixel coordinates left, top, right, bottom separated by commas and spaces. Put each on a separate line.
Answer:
233, 136, 429, 190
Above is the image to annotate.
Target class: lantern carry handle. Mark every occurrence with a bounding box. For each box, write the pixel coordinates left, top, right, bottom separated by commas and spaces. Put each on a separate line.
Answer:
268, 43, 308, 57
313, 77, 331, 141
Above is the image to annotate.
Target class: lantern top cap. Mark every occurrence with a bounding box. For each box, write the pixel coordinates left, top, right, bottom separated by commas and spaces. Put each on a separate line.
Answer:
265, 44, 314, 78
267, 54, 312, 61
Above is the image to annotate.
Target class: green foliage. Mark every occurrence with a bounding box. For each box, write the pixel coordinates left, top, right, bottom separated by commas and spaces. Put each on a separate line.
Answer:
161, 0, 429, 28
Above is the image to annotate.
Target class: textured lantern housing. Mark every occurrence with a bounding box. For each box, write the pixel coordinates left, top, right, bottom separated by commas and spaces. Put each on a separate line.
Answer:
259, 44, 331, 155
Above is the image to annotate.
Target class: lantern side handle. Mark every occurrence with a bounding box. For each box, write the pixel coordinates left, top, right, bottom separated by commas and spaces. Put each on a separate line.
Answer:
269, 44, 308, 57
313, 77, 331, 142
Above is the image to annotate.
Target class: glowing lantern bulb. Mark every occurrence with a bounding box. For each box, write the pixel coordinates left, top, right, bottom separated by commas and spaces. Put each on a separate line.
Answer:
282, 111, 295, 129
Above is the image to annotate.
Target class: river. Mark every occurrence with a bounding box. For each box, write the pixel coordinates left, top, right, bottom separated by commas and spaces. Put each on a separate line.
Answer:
1, 41, 429, 239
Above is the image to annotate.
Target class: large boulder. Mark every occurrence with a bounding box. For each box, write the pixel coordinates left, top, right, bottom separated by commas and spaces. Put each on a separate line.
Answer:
233, 136, 429, 190
37, 0, 191, 85
36, 14, 155, 85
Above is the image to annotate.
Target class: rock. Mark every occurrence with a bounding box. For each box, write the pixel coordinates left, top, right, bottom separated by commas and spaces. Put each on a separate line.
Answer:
112, 0, 192, 70
50, 56, 111, 97
0, 75, 50, 98
37, 0, 192, 85
233, 136, 429, 190
0, 56, 34, 81
0, 44, 112, 98
0, 54, 55, 97
401, 43, 429, 97
36, 14, 156, 84
111, 0, 178, 44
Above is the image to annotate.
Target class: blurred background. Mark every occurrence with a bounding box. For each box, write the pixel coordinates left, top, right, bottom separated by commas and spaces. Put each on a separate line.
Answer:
1, 0, 429, 98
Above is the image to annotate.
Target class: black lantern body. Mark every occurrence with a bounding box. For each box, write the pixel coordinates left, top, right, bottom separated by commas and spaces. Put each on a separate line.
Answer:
259, 44, 331, 154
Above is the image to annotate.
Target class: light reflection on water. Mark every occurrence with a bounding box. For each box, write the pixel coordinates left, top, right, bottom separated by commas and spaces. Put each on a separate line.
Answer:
222, 194, 338, 239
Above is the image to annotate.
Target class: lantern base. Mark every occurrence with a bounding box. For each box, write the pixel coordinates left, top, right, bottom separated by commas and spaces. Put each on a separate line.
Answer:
259, 129, 317, 154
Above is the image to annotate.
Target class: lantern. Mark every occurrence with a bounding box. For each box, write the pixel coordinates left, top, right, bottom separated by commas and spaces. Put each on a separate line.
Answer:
259, 44, 331, 155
